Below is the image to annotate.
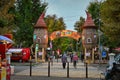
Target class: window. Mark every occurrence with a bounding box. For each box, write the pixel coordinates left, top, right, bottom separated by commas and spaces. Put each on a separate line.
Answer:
87, 38, 92, 43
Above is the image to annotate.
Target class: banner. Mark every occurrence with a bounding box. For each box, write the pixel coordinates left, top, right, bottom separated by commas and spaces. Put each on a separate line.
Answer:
1, 67, 6, 80
50, 41, 52, 49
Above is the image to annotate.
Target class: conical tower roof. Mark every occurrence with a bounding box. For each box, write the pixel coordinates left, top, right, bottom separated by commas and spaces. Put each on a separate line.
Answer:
34, 12, 47, 28
83, 11, 97, 29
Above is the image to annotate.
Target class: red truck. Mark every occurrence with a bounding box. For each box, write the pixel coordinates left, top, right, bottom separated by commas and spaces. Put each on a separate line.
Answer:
8, 48, 30, 62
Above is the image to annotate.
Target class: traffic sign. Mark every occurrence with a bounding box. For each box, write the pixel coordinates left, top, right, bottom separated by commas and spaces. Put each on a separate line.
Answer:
33, 34, 36, 40
102, 51, 106, 57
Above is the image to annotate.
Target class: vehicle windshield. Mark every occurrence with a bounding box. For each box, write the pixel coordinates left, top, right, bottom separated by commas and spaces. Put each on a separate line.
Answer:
114, 54, 120, 63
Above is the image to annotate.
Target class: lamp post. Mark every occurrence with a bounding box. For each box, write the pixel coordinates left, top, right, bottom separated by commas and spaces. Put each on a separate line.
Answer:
97, 0, 102, 64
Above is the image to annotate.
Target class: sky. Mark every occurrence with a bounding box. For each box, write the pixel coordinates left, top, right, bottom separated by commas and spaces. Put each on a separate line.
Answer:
45, 0, 94, 31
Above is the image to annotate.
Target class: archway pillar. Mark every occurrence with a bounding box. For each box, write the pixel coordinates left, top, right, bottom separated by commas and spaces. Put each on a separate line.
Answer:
91, 48, 95, 63
42, 48, 45, 62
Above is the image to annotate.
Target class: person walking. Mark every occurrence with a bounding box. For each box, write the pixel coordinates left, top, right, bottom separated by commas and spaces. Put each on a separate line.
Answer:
70, 53, 73, 63
73, 53, 78, 69
81, 53, 84, 62
61, 53, 67, 69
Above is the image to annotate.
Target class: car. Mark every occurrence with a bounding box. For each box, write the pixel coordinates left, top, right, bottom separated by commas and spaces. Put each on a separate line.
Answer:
114, 54, 120, 64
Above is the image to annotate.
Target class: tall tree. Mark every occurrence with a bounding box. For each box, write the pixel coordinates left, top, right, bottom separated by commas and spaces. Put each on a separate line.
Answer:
45, 15, 66, 33
87, 1, 110, 47
14, 0, 47, 47
0, 0, 15, 34
74, 17, 85, 33
87, 1, 100, 26
45, 14, 67, 52
101, 0, 120, 48
74, 17, 85, 53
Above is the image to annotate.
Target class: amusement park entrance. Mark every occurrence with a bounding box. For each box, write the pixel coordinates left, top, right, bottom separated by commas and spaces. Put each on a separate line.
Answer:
20, 11, 104, 79
14, 30, 103, 79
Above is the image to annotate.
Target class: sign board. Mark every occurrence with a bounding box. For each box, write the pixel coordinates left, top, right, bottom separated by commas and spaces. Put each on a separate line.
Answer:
38, 52, 43, 56
85, 52, 90, 57
50, 30, 81, 40
35, 44, 39, 51
33, 34, 37, 40
102, 51, 106, 58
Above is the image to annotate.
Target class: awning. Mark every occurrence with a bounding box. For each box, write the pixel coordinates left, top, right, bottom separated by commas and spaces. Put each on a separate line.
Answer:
7, 48, 23, 53
114, 47, 120, 52
0, 35, 14, 44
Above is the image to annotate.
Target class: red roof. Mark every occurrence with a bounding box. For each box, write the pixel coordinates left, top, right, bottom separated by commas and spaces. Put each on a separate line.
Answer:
34, 12, 47, 28
83, 11, 97, 29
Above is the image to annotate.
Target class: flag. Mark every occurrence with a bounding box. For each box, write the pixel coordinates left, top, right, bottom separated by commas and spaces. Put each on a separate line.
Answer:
50, 41, 52, 49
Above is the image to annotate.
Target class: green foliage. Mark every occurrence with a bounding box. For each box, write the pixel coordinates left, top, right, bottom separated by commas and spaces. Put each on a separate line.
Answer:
74, 16, 85, 53
0, 0, 15, 34
14, 0, 47, 47
87, 1, 100, 26
87, 1, 111, 49
101, 0, 120, 48
0, 18, 7, 28
45, 15, 66, 33
74, 17, 85, 33
45, 15, 72, 52
87, 0, 120, 51
53, 37, 74, 53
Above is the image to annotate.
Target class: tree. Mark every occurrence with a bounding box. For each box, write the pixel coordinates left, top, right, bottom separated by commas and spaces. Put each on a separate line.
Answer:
45, 15, 66, 33
87, 1, 111, 48
87, 1, 100, 26
0, 0, 15, 34
14, 0, 47, 47
74, 17, 85, 52
101, 0, 120, 48
45, 14, 67, 52
74, 17, 85, 33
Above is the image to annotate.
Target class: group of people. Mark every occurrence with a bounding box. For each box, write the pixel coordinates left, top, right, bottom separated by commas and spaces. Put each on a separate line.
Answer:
61, 52, 79, 69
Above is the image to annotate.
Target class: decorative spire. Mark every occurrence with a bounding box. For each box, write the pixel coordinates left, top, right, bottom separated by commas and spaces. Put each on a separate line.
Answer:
34, 11, 47, 28
83, 11, 96, 29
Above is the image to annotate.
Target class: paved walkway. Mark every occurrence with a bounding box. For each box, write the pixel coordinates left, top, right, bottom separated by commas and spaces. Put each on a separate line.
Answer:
11, 75, 104, 80
11, 58, 105, 80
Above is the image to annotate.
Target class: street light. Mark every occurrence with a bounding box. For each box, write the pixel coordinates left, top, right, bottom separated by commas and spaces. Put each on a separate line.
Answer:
97, 0, 102, 64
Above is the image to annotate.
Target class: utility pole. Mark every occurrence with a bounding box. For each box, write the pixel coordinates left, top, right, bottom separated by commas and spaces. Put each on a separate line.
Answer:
98, 0, 102, 65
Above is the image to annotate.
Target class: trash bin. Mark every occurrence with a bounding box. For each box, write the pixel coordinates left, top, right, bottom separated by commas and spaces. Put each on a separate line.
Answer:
10, 66, 14, 75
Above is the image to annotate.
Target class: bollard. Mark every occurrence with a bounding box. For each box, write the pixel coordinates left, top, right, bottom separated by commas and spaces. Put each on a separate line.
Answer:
86, 62, 88, 78
57, 55, 58, 63
48, 61, 50, 77
67, 62, 69, 78
30, 60, 32, 76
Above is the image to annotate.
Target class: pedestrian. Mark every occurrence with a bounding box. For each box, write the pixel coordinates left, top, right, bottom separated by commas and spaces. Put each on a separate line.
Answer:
81, 53, 84, 62
61, 53, 67, 69
70, 53, 73, 63
73, 53, 78, 69
50, 52, 54, 66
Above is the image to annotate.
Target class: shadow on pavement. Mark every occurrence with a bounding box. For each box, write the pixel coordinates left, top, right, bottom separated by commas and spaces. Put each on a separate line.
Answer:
11, 75, 103, 80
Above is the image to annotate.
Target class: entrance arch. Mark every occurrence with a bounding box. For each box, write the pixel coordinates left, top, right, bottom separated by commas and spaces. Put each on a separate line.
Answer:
49, 30, 81, 41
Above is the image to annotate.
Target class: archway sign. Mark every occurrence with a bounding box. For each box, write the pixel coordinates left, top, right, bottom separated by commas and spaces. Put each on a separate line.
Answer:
49, 30, 81, 41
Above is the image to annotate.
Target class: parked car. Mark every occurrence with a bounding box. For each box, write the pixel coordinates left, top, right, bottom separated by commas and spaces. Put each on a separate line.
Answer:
114, 54, 120, 64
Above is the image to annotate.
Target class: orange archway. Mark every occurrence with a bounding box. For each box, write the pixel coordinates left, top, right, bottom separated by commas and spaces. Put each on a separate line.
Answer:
49, 30, 81, 41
